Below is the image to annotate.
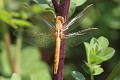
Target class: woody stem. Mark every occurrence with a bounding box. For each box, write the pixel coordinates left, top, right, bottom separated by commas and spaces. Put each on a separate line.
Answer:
52, 0, 70, 80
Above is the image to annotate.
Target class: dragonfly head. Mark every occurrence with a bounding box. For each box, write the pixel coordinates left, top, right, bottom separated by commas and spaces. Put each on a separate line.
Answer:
56, 16, 65, 24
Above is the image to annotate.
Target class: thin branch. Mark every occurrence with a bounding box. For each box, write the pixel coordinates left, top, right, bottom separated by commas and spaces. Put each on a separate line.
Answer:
52, 0, 59, 14
14, 30, 22, 74
4, 32, 14, 72
59, 0, 70, 21
52, 0, 70, 80
55, 0, 70, 80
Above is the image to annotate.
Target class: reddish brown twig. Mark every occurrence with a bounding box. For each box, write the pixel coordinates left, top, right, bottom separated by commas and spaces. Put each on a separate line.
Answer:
52, 0, 70, 80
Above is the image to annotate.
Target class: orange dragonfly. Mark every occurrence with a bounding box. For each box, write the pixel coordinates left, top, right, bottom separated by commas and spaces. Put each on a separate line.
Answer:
14, 4, 98, 74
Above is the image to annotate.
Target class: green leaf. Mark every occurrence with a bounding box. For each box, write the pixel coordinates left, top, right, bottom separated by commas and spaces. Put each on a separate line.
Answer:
0, 43, 51, 80
32, 4, 50, 13
99, 47, 115, 61
0, 9, 31, 29
90, 53, 103, 64
98, 36, 109, 50
91, 43, 99, 55
71, 71, 85, 80
21, 47, 51, 80
68, 2, 76, 18
71, 0, 86, 6
69, 0, 87, 16
31, 4, 43, 13
21, 47, 41, 75
82, 64, 91, 74
92, 65, 104, 75
11, 19, 32, 27
30, 70, 52, 80
0, 9, 13, 26
82, 64, 104, 75
20, 11, 29, 19
90, 37, 98, 46
11, 73, 21, 80
84, 42, 90, 57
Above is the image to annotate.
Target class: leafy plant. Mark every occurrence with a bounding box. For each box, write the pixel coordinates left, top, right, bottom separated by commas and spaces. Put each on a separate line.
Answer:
0, 42, 51, 80
0, 0, 120, 80
0, 0, 51, 80
71, 36, 115, 80
0, 6, 32, 29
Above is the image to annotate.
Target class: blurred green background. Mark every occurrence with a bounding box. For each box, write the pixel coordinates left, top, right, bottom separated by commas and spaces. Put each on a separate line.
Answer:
0, 0, 120, 80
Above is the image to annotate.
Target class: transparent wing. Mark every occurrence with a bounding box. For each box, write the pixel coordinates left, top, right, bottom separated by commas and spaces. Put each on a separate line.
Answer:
66, 28, 98, 47
64, 4, 93, 32
24, 4, 55, 32
13, 4, 56, 47
14, 29, 55, 48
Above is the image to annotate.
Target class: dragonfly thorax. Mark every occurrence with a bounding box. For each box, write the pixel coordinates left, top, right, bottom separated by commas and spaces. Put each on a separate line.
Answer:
55, 16, 65, 39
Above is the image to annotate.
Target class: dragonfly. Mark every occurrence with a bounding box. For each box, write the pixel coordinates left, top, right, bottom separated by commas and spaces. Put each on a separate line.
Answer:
14, 4, 98, 74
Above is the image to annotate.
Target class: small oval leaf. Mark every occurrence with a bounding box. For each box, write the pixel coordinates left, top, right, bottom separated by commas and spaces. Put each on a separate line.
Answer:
71, 71, 85, 80
98, 36, 109, 50
100, 47, 115, 61
92, 65, 104, 75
